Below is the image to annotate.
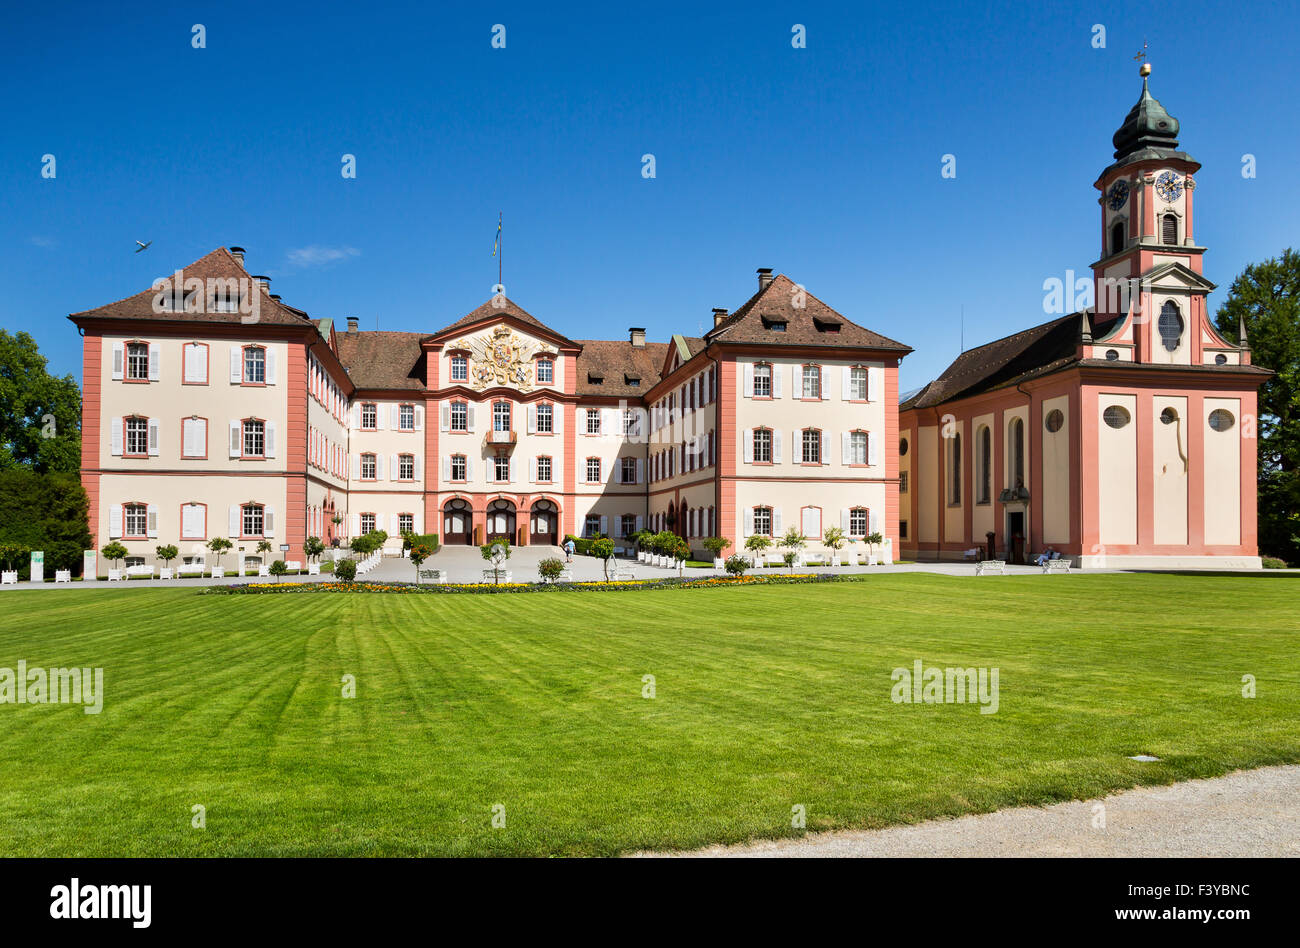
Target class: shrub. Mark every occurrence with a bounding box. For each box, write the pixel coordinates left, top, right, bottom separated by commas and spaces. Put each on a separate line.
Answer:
1262, 556, 1289, 569
206, 536, 233, 567
269, 560, 288, 577
744, 535, 772, 556
303, 536, 325, 562
563, 534, 605, 556
334, 558, 357, 581
408, 543, 434, 583
99, 541, 128, 569
724, 554, 748, 577
155, 544, 178, 567
0, 542, 31, 572
589, 537, 616, 580
538, 557, 566, 582
402, 533, 440, 554
702, 536, 731, 559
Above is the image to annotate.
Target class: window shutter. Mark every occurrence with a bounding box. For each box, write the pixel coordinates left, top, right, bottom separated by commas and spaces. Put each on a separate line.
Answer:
390, 514, 399, 535
509, 458, 516, 483
529, 457, 537, 483
636, 458, 644, 483
112, 342, 124, 380
230, 505, 241, 536
464, 404, 473, 432
352, 513, 361, 535
414, 455, 423, 480
148, 418, 160, 456
414, 406, 423, 430
599, 515, 608, 536
822, 430, 830, 464
110, 417, 123, 456
229, 421, 241, 458
350, 404, 359, 430
869, 511, 880, 535
440, 403, 450, 431
528, 405, 536, 434
375, 454, 384, 480
841, 508, 850, 531
265, 348, 277, 384
868, 366, 882, 402
773, 507, 783, 534
773, 429, 783, 463
442, 457, 450, 480
635, 515, 643, 532
842, 431, 851, 464
842, 367, 852, 400
868, 433, 878, 466
375, 405, 385, 430
265, 421, 277, 459
743, 429, 753, 463
351, 455, 360, 479
389, 405, 399, 429
768, 364, 780, 398
262, 506, 274, 538
1163, 213, 1178, 245
182, 419, 194, 458
230, 346, 241, 383
743, 508, 753, 537
147, 504, 158, 538
388, 454, 397, 480
552, 404, 562, 434
821, 365, 830, 400
149, 344, 161, 381
109, 504, 123, 538
465, 457, 473, 480
553, 357, 563, 390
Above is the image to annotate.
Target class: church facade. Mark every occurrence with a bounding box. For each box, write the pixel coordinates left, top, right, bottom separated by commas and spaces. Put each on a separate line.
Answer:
899, 66, 1269, 568
69, 68, 1267, 574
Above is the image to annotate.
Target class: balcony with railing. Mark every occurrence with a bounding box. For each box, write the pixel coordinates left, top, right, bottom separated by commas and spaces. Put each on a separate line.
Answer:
486, 428, 517, 448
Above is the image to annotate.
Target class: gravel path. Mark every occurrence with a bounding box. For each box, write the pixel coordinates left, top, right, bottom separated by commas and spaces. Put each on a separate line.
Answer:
635, 765, 1300, 857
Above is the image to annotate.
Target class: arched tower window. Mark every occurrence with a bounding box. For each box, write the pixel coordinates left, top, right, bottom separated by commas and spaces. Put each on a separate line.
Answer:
1009, 417, 1025, 488
1158, 301, 1184, 352
1162, 213, 1179, 245
948, 433, 962, 505
1110, 221, 1126, 255
977, 425, 991, 504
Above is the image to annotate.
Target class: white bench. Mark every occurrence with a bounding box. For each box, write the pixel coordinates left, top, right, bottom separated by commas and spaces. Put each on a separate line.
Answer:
975, 560, 1005, 576
106, 569, 124, 582
258, 564, 271, 577
418, 568, 447, 583
0, 571, 18, 585
55, 569, 72, 583
611, 565, 636, 580
1042, 558, 1071, 574
286, 560, 302, 573
482, 569, 512, 583
158, 567, 173, 580
126, 564, 154, 579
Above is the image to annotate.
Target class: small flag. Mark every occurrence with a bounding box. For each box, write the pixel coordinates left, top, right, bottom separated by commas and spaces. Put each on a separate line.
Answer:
493, 214, 501, 257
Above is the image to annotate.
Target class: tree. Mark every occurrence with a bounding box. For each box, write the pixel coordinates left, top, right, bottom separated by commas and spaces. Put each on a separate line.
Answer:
702, 536, 731, 562
0, 543, 30, 572
269, 560, 288, 577
303, 536, 325, 562
778, 528, 806, 573
866, 531, 884, 564
589, 537, 615, 580
100, 541, 128, 570
0, 329, 82, 473
206, 537, 233, 569
823, 527, 846, 566
1214, 248, 1300, 563
669, 537, 691, 577
481, 537, 511, 585
0, 470, 91, 573
538, 557, 566, 583
155, 544, 178, 568
744, 534, 772, 566
408, 543, 433, 584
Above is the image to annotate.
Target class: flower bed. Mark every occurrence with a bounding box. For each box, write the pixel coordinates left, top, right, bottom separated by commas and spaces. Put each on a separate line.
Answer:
204, 573, 865, 595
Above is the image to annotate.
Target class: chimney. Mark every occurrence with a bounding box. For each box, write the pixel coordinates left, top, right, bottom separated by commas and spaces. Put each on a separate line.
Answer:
629, 327, 646, 348
251, 275, 271, 292
712, 307, 729, 327
757, 267, 774, 290
346, 317, 359, 333
229, 246, 246, 266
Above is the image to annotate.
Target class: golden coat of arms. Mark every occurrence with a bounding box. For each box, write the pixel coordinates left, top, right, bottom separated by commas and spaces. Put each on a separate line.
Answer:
457, 325, 555, 393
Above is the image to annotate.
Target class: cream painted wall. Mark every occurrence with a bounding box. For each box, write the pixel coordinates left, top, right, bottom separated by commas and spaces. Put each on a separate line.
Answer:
733, 480, 887, 548
438, 324, 564, 395
1097, 393, 1138, 545
971, 412, 995, 540
1041, 395, 1071, 544
348, 397, 425, 494
1152, 395, 1189, 545
917, 426, 937, 543
100, 334, 290, 472
1203, 397, 1241, 545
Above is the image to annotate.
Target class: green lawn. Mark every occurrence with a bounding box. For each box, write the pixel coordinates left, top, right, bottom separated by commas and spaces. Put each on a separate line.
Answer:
0, 574, 1297, 856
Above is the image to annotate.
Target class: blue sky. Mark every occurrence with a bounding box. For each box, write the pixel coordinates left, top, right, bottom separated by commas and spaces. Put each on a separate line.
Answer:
2, 0, 1297, 393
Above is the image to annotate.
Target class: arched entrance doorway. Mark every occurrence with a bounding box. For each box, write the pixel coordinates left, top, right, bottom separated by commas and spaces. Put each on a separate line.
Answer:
442, 498, 472, 546
486, 499, 516, 543
529, 499, 558, 546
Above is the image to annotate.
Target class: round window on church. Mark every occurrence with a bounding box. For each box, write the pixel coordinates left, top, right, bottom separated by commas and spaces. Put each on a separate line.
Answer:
1103, 405, 1131, 429
1158, 301, 1184, 352
899, 437, 909, 457
1160, 407, 1179, 425
1044, 409, 1064, 433
1215, 353, 1228, 365
1105, 349, 1120, 361
1208, 409, 1235, 432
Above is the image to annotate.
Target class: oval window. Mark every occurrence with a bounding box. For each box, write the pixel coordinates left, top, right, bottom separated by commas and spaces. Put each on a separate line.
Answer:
1160, 407, 1178, 425
1209, 409, 1235, 432
1215, 353, 1228, 365
899, 437, 909, 457
1104, 405, 1131, 429
1105, 349, 1120, 361
1158, 301, 1184, 352
1044, 409, 1064, 433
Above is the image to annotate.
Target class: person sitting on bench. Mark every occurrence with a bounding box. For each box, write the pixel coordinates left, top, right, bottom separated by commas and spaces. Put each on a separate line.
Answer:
1035, 546, 1056, 567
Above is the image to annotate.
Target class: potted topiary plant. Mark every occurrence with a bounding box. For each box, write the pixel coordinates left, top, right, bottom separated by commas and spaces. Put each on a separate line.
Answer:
206, 537, 233, 576
822, 527, 845, 569
671, 536, 691, 577
589, 537, 615, 581
480, 536, 511, 585
744, 534, 772, 568
702, 536, 731, 570
408, 542, 434, 584
778, 527, 806, 573
724, 553, 748, 578
268, 559, 288, 578
155, 544, 178, 578
866, 531, 884, 566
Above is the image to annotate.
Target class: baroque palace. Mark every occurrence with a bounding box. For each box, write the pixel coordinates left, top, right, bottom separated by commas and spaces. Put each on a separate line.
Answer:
70, 68, 1265, 573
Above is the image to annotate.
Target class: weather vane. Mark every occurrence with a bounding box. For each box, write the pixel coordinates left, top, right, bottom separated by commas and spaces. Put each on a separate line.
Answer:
1133, 39, 1147, 62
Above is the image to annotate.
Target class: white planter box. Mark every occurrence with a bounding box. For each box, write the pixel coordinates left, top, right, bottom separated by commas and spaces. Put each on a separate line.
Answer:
0, 571, 17, 585
210, 567, 225, 578
55, 570, 72, 583
158, 568, 173, 580
637, 551, 646, 562
713, 558, 725, 569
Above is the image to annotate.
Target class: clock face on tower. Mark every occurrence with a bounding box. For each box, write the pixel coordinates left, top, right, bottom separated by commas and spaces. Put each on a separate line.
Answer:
1155, 171, 1183, 202
1106, 180, 1130, 211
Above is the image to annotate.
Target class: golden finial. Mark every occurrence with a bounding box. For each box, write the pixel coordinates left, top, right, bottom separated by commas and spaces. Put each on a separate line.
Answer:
1139, 62, 1151, 77
1134, 39, 1150, 76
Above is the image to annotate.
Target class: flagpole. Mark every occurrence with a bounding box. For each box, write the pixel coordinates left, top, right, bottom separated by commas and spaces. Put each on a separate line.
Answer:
498, 212, 503, 287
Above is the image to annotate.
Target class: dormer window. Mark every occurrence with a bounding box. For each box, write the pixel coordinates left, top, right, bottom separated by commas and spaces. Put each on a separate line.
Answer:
624, 374, 640, 387
761, 316, 787, 332
813, 318, 840, 333
587, 372, 604, 385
